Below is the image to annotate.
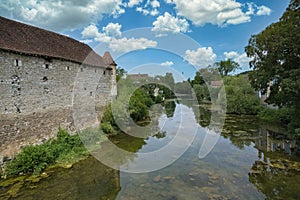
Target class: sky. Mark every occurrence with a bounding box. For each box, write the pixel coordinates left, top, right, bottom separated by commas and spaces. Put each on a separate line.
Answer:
0, 0, 290, 80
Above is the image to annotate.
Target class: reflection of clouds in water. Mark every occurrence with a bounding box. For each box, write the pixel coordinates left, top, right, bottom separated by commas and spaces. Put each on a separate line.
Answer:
120, 104, 198, 172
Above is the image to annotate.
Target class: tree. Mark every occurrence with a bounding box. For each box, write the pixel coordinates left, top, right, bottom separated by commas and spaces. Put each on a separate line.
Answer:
224, 75, 261, 115
116, 67, 127, 81
191, 71, 205, 86
245, 0, 300, 133
216, 59, 240, 76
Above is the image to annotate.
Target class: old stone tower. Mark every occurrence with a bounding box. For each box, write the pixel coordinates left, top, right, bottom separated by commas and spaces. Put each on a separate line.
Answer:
0, 16, 117, 157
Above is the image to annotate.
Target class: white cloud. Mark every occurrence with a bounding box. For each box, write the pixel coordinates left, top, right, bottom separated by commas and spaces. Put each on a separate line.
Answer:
0, 0, 125, 32
256, 6, 271, 16
152, 12, 189, 36
127, 0, 143, 8
136, 0, 160, 16
109, 37, 157, 53
151, 0, 160, 8
184, 47, 217, 68
81, 23, 157, 53
224, 51, 240, 59
80, 39, 93, 44
224, 51, 252, 68
103, 23, 122, 38
234, 53, 252, 68
164, 0, 271, 26
160, 61, 174, 67
165, 0, 250, 26
136, 7, 159, 16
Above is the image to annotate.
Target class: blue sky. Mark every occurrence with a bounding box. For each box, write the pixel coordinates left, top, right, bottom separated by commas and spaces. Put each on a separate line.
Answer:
0, 0, 290, 80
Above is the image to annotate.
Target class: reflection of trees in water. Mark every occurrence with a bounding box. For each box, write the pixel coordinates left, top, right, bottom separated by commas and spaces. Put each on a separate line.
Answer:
221, 115, 260, 149
164, 101, 176, 118
249, 156, 300, 199
248, 127, 300, 200
198, 106, 211, 127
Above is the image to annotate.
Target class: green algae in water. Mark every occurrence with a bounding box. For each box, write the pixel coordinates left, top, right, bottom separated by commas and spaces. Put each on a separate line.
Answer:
0, 176, 25, 187
1, 105, 300, 199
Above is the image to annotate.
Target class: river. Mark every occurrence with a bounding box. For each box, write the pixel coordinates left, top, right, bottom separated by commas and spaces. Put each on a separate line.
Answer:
1, 102, 300, 199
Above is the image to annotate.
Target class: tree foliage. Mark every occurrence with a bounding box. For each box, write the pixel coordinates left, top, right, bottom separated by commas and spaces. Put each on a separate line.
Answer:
246, 1, 300, 107
224, 75, 262, 115
216, 59, 240, 76
116, 67, 127, 82
245, 0, 300, 133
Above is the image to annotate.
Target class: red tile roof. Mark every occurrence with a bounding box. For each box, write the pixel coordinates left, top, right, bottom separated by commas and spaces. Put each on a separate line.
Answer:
0, 16, 105, 67
103, 51, 117, 66
211, 80, 222, 87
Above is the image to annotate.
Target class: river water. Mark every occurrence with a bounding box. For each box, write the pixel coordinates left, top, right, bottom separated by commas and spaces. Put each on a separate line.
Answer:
1, 102, 300, 199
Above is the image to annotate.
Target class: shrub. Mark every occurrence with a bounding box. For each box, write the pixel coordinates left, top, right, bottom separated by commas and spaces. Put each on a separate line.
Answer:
5, 129, 89, 176
100, 122, 115, 134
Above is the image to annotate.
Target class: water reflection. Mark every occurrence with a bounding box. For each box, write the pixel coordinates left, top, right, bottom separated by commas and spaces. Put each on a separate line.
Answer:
1, 104, 300, 199
255, 126, 298, 155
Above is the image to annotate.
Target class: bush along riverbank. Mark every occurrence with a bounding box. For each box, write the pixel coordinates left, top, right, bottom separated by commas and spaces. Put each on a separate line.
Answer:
1, 129, 93, 178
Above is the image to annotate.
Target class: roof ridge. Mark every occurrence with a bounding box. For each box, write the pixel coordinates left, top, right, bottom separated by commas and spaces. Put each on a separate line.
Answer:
0, 16, 107, 67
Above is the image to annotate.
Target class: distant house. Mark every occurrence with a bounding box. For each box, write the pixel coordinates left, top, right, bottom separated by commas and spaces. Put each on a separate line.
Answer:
127, 73, 149, 83
259, 80, 278, 109
127, 73, 149, 80
210, 80, 222, 87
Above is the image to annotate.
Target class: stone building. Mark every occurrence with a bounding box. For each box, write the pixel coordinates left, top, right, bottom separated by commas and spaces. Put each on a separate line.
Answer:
0, 16, 117, 157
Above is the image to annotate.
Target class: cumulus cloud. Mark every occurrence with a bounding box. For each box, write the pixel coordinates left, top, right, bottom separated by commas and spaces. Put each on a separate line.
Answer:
81, 23, 157, 53
165, 0, 271, 26
160, 61, 174, 67
150, 0, 160, 8
103, 23, 122, 38
184, 47, 217, 68
224, 51, 252, 68
256, 5, 271, 16
136, 7, 159, 16
127, 0, 143, 8
136, 0, 161, 16
152, 12, 189, 36
0, 0, 125, 32
224, 51, 240, 59
109, 37, 157, 53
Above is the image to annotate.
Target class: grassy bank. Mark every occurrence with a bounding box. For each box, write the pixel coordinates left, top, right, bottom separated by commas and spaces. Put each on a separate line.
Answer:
1, 128, 105, 178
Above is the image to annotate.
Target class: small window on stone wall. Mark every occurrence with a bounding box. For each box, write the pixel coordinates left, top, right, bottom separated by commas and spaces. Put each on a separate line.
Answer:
103, 70, 106, 75
14, 59, 22, 67
44, 87, 50, 94
66, 66, 70, 70
45, 64, 49, 69
90, 92, 93, 96
42, 76, 48, 82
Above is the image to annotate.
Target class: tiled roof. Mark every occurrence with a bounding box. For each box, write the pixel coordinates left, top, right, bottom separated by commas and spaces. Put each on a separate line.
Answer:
211, 80, 222, 87
103, 51, 117, 66
0, 16, 105, 67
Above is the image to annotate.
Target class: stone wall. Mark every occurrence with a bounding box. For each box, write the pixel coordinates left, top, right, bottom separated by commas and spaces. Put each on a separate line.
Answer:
0, 49, 116, 157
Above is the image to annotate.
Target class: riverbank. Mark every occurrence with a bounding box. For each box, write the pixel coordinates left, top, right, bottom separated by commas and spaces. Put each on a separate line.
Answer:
0, 128, 108, 179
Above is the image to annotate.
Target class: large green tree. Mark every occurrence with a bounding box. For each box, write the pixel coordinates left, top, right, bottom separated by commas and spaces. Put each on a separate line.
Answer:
245, 0, 300, 132
216, 59, 240, 76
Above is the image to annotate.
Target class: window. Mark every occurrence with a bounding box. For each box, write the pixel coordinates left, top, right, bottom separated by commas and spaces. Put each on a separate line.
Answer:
14, 59, 22, 67
66, 66, 70, 70
90, 92, 93, 96
42, 76, 48, 82
103, 70, 106, 75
